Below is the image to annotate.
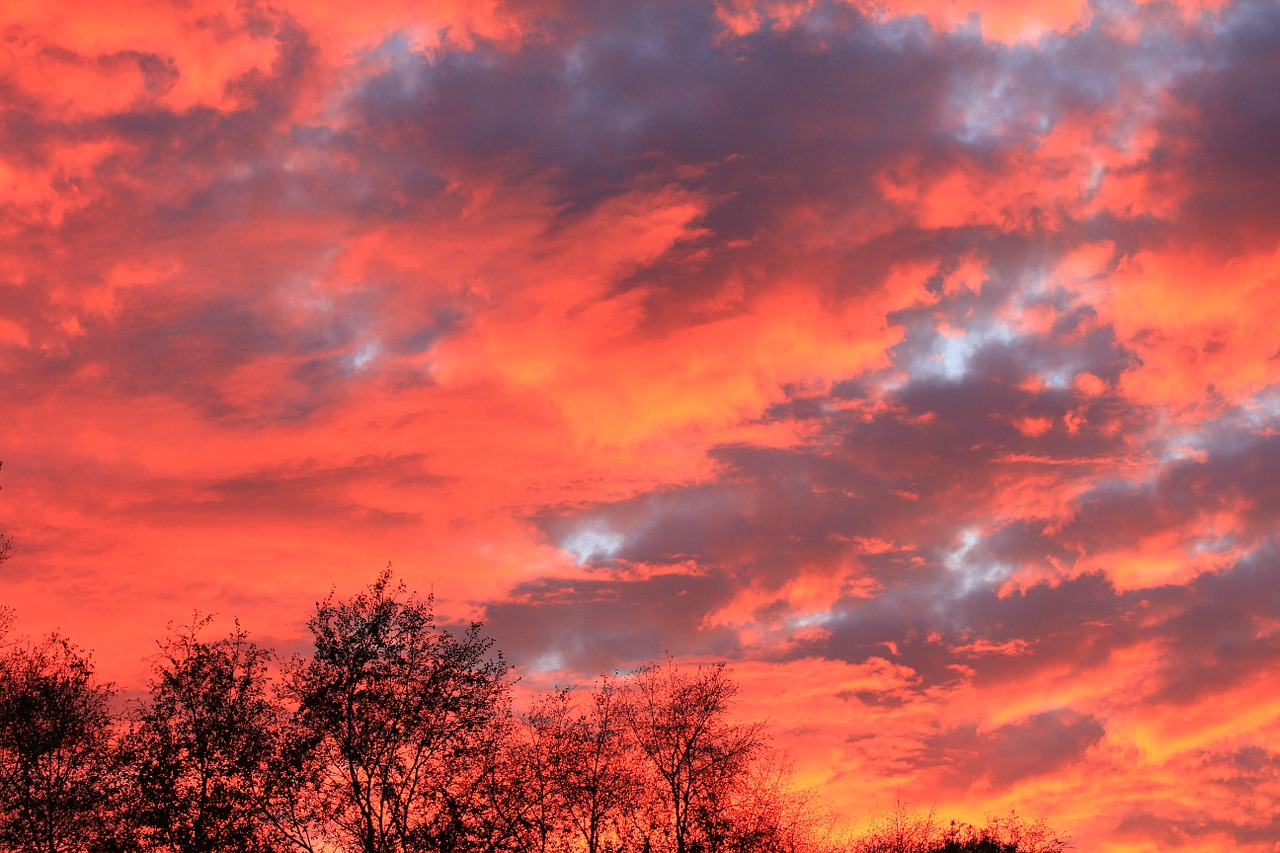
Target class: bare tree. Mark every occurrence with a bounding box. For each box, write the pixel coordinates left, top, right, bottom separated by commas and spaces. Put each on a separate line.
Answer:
480, 691, 570, 853
120, 616, 283, 853
853, 801, 942, 853
506, 680, 639, 853
555, 680, 640, 853
0, 461, 11, 570
624, 659, 763, 853
710, 751, 833, 853
0, 635, 116, 853
282, 570, 511, 853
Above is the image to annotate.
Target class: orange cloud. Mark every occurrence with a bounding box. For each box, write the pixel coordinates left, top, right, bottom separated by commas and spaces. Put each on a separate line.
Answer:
4, 3, 1280, 850
1108, 248, 1280, 415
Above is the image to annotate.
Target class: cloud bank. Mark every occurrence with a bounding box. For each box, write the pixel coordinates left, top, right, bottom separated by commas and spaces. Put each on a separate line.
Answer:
2, 1, 1278, 849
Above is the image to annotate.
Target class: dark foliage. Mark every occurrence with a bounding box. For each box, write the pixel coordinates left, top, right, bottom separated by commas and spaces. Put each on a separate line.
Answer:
0, 636, 116, 853
624, 659, 766, 853
282, 569, 511, 853
0, 566, 1068, 853
119, 617, 283, 853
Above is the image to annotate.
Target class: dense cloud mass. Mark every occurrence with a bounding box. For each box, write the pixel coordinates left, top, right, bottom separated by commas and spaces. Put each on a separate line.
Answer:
2, 1, 1279, 850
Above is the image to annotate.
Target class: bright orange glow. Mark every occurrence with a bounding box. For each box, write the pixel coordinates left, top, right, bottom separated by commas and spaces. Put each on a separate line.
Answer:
2, 1, 1278, 849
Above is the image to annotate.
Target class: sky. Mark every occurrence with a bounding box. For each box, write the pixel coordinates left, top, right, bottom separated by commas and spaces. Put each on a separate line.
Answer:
2, 0, 1279, 849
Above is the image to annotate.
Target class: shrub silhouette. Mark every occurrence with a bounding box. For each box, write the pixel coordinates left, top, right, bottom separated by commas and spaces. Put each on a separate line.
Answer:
853, 801, 1067, 853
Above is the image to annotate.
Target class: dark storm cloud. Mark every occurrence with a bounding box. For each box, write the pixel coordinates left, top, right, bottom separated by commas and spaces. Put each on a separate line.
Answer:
340, 1, 1004, 319
537, 301, 1142, 587
483, 569, 743, 673
488, 532, 1280, 711
7, 0, 1273, 420
925, 709, 1106, 791
1149, 0, 1280, 252
10, 0, 1266, 441
536, 448, 895, 580
359, 2, 1181, 340
99, 11, 320, 169
515, 357, 1280, 694
1056, 421, 1280, 560
1145, 544, 1280, 706
809, 570, 1126, 688
817, 542, 1280, 701
0, 276, 462, 424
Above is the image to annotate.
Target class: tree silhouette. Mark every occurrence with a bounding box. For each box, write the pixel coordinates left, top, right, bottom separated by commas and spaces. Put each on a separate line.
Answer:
624, 659, 764, 853
0, 635, 116, 853
0, 566, 1071, 853
120, 616, 283, 853
282, 570, 511, 853
481, 690, 571, 853
551, 680, 639, 853
510, 680, 640, 853
708, 751, 830, 853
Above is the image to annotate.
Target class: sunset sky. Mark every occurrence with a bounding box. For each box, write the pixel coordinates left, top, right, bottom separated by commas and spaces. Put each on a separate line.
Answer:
2, 0, 1279, 849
